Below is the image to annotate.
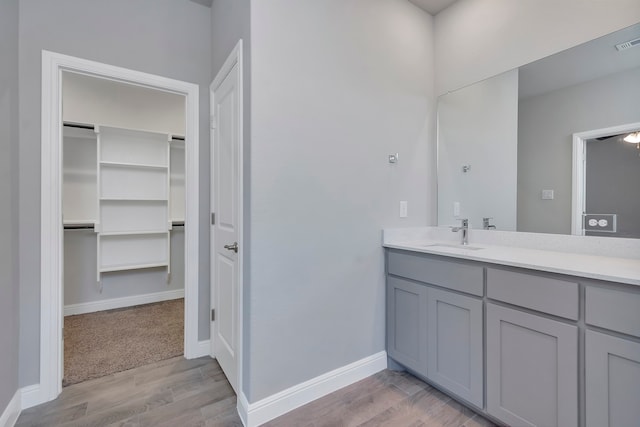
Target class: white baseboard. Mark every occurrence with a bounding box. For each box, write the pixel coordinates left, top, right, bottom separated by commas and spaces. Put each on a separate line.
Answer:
20, 384, 42, 410
237, 392, 249, 427
237, 351, 388, 427
0, 390, 21, 427
64, 289, 185, 316
190, 340, 211, 358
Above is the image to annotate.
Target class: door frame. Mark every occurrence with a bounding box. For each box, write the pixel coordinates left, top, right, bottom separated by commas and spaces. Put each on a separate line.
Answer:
571, 121, 640, 235
39, 50, 200, 405
209, 40, 244, 396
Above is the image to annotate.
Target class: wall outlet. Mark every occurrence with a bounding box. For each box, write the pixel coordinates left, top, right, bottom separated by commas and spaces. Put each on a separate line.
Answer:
584, 213, 617, 233
399, 201, 408, 218
453, 202, 460, 217
541, 189, 554, 200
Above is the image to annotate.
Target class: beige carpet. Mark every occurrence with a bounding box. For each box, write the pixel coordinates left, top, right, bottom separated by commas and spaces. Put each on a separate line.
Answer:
63, 298, 184, 386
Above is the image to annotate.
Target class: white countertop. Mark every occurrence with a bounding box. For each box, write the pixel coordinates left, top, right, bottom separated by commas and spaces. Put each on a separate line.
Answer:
383, 228, 640, 286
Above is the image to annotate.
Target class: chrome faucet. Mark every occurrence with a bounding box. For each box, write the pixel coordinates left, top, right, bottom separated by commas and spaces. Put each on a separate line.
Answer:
451, 219, 469, 245
483, 217, 496, 230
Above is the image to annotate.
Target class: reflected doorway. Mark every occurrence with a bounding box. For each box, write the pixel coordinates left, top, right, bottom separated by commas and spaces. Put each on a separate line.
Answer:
572, 123, 640, 237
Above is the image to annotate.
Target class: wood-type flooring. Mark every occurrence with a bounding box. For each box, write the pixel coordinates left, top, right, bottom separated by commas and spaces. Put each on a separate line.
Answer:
17, 356, 495, 427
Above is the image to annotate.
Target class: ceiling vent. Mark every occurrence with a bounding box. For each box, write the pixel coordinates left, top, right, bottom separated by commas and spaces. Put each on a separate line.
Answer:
615, 37, 640, 51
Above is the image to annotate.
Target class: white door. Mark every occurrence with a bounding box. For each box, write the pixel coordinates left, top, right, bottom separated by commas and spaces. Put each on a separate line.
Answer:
211, 57, 241, 393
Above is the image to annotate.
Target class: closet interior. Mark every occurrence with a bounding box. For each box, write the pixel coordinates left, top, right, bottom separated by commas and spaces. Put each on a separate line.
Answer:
61, 71, 187, 385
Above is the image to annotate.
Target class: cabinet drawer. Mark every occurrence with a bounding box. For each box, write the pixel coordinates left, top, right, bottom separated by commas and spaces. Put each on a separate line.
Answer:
586, 287, 640, 338
387, 251, 483, 296
487, 268, 578, 320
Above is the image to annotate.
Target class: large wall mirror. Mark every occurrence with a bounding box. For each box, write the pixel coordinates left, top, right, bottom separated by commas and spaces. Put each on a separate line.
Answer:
437, 23, 640, 238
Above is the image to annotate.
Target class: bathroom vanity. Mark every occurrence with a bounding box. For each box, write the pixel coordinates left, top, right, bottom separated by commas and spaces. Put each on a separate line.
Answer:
384, 228, 640, 427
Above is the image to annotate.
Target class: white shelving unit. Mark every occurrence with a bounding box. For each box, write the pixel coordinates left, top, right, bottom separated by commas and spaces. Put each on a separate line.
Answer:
95, 126, 172, 286
170, 139, 185, 222
63, 126, 97, 225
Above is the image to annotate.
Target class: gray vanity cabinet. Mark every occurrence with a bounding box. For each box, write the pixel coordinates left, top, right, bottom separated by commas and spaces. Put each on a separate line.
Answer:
386, 276, 428, 376
584, 285, 640, 427
386, 248, 638, 427
427, 288, 483, 408
585, 330, 640, 427
387, 250, 484, 407
486, 303, 578, 427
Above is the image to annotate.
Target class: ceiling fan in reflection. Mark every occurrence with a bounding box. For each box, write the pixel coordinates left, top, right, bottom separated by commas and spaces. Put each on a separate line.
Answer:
595, 131, 640, 154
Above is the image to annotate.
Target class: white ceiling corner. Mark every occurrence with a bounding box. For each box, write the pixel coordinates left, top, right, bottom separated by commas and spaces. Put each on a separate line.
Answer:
189, 0, 213, 8
409, 0, 459, 15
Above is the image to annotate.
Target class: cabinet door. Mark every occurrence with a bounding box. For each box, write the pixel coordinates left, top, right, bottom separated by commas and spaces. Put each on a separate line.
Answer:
586, 330, 640, 427
486, 304, 578, 427
387, 276, 428, 376
427, 288, 483, 408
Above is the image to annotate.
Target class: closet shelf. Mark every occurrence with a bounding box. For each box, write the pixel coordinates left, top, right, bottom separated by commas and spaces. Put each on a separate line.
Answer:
64, 220, 96, 226
100, 161, 168, 170
64, 168, 98, 176
100, 230, 168, 237
100, 262, 169, 273
100, 197, 168, 202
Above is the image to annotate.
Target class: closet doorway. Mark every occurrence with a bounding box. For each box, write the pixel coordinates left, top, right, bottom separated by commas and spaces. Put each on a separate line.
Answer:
40, 51, 201, 405
62, 72, 186, 385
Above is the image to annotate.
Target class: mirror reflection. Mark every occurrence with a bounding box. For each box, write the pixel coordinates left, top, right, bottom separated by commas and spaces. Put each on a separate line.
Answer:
582, 130, 640, 238
437, 23, 640, 237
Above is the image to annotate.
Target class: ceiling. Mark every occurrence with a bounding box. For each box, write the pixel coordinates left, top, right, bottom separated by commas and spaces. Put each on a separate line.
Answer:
409, 0, 459, 15
189, 0, 213, 7
196, 0, 458, 15
519, 23, 640, 99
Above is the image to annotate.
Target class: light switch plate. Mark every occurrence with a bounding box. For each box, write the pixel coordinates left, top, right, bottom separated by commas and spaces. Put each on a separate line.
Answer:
542, 189, 554, 200
399, 201, 408, 218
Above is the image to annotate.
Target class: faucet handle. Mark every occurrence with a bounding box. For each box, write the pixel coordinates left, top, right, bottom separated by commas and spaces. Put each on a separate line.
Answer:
483, 217, 496, 229
451, 218, 468, 232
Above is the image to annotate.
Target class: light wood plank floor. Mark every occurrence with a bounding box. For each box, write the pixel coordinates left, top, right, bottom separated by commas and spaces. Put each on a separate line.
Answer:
16, 356, 240, 427
17, 356, 495, 427
263, 369, 495, 427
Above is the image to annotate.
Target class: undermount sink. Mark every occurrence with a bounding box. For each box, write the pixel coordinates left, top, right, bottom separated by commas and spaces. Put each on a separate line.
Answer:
421, 243, 484, 251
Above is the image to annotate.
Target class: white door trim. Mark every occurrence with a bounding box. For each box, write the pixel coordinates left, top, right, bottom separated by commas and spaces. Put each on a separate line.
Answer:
209, 39, 244, 399
39, 50, 200, 406
571, 122, 640, 235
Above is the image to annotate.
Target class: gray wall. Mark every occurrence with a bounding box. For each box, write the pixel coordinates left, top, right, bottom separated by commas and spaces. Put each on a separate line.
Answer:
518, 66, 640, 234
0, 0, 20, 413
585, 136, 640, 238
18, 0, 212, 387
210, 0, 252, 396
63, 72, 186, 136
64, 230, 185, 307
247, 0, 435, 402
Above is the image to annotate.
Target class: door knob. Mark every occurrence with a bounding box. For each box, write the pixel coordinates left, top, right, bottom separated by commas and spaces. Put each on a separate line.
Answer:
224, 242, 238, 253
